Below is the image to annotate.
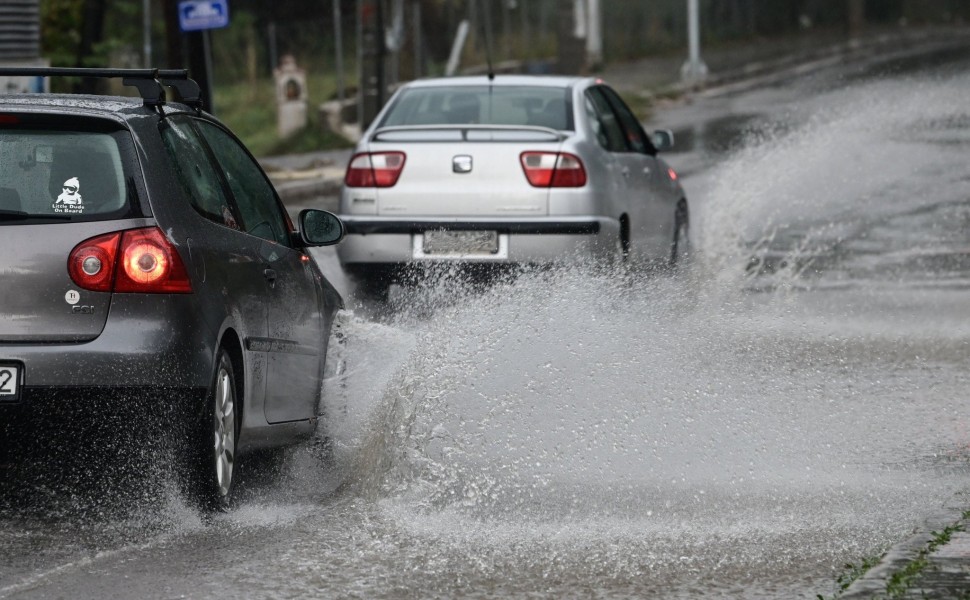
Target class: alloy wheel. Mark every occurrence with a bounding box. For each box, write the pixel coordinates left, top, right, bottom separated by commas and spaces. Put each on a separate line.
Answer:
213, 363, 235, 500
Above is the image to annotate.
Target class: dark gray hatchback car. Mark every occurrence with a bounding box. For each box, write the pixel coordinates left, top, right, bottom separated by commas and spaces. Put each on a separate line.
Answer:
0, 69, 345, 508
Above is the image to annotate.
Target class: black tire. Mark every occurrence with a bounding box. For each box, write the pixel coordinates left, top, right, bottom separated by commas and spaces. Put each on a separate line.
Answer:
670, 201, 690, 267
354, 274, 390, 303
619, 216, 631, 264
347, 265, 396, 304
192, 348, 240, 511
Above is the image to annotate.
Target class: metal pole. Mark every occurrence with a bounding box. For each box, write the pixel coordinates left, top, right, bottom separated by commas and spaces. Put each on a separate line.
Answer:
586, 0, 602, 68
333, 0, 345, 104
203, 29, 215, 113
143, 0, 152, 68
412, 1, 422, 79
268, 22, 278, 72
680, 0, 708, 84
445, 20, 470, 76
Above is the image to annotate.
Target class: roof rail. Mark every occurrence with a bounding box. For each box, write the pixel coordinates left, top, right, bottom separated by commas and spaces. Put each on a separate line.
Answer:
0, 67, 203, 109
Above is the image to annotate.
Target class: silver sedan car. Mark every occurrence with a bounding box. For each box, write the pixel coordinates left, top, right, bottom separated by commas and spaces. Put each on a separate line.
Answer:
337, 75, 688, 295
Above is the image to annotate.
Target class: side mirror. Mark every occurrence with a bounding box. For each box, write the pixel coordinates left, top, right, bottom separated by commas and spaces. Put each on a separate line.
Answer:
298, 209, 345, 246
651, 129, 675, 152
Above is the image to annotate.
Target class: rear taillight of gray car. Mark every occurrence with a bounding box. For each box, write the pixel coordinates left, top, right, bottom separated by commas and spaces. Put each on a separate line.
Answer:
68, 226, 192, 293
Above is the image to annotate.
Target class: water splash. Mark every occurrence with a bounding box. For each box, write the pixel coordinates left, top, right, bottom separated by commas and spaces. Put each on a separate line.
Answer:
306, 70, 970, 597
694, 71, 970, 292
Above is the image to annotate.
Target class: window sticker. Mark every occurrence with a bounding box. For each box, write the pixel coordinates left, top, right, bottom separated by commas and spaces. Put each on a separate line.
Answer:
53, 177, 84, 214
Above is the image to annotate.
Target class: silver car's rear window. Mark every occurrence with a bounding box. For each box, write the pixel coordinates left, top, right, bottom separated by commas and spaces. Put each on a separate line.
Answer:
0, 130, 128, 219
379, 86, 573, 131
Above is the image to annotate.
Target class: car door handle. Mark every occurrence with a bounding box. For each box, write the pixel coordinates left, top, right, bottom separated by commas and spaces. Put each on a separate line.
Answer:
643, 167, 652, 175
621, 167, 630, 177
263, 268, 278, 288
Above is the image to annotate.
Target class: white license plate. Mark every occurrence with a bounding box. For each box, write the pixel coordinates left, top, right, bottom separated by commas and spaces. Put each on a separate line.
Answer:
0, 364, 21, 402
422, 230, 499, 255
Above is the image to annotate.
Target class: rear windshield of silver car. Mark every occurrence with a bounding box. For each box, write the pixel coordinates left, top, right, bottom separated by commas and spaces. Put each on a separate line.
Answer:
378, 86, 574, 131
0, 127, 133, 223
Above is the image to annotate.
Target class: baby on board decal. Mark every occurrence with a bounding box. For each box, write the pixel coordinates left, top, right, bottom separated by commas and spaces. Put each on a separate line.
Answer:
53, 177, 84, 214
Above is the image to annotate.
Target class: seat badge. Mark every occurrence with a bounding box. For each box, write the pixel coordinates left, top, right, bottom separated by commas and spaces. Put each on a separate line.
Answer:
453, 155, 473, 174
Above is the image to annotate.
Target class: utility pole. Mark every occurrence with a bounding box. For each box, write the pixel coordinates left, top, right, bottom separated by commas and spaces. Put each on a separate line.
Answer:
848, 0, 865, 36
585, 0, 602, 69
358, 0, 385, 129
680, 0, 708, 85
333, 0, 345, 104
143, 0, 152, 67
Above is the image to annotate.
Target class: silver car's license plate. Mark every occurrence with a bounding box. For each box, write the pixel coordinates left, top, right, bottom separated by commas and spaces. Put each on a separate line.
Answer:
422, 230, 499, 255
0, 364, 21, 402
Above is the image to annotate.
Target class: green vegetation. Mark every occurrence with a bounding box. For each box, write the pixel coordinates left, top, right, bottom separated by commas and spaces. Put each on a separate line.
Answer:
816, 554, 884, 600
883, 521, 964, 598
819, 511, 970, 600
211, 72, 354, 158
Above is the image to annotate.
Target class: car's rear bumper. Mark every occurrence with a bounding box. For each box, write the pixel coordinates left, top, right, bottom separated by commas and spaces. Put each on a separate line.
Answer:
336, 215, 621, 264
0, 294, 214, 393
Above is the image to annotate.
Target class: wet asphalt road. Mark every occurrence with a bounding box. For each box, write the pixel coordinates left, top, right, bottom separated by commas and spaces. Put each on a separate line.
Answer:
3, 41, 970, 599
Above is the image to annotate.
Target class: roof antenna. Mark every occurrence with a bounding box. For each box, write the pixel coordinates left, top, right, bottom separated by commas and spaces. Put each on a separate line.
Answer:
478, 0, 496, 81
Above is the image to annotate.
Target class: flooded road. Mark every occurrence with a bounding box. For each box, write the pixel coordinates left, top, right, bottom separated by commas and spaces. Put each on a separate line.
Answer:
3, 43, 970, 599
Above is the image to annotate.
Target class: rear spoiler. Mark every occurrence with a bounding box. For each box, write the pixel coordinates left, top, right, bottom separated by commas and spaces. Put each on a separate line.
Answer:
371, 124, 566, 143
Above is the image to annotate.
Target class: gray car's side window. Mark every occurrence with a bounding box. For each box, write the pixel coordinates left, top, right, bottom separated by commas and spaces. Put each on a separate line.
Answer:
160, 117, 240, 230
195, 121, 290, 247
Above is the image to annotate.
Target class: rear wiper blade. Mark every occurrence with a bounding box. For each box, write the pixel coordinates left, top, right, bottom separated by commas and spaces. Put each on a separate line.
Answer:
0, 210, 72, 221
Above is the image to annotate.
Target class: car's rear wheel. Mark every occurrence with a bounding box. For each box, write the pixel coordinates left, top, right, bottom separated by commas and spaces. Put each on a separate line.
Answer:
354, 275, 390, 303
192, 348, 239, 511
347, 265, 395, 304
619, 215, 631, 264
670, 201, 690, 267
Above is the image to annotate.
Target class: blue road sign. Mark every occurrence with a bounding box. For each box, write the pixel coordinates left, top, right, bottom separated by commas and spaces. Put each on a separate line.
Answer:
178, 0, 230, 32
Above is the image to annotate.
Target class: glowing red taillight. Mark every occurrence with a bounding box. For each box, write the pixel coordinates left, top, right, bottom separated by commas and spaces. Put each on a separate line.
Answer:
344, 151, 406, 188
520, 151, 587, 188
68, 227, 192, 294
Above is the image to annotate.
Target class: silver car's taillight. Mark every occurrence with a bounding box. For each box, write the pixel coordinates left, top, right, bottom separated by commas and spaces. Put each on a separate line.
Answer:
520, 151, 587, 188
344, 151, 407, 188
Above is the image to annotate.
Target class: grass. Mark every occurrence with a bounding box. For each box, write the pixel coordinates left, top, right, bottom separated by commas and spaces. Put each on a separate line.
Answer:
816, 555, 885, 600
211, 71, 355, 158
818, 510, 970, 600
883, 521, 964, 598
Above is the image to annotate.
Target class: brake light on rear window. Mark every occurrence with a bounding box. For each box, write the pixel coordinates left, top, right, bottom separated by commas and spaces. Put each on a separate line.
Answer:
69, 227, 192, 293
520, 152, 587, 188
344, 152, 407, 188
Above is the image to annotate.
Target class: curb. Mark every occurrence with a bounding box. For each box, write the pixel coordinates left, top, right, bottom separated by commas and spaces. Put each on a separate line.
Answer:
273, 176, 342, 207
838, 494, 970, 599
662, 26, 970, 99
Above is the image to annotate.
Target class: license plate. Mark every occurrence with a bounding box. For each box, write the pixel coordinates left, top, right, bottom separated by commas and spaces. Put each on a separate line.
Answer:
422, 230, 499, 255
0, 364, 21, 402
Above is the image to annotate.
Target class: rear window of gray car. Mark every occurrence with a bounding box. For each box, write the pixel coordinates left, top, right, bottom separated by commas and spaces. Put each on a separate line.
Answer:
379, 86, 573, 131
0, 130, 129, 219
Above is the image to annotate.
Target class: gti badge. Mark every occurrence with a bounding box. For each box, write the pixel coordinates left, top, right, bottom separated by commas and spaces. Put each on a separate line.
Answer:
453, 155, 473, 174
